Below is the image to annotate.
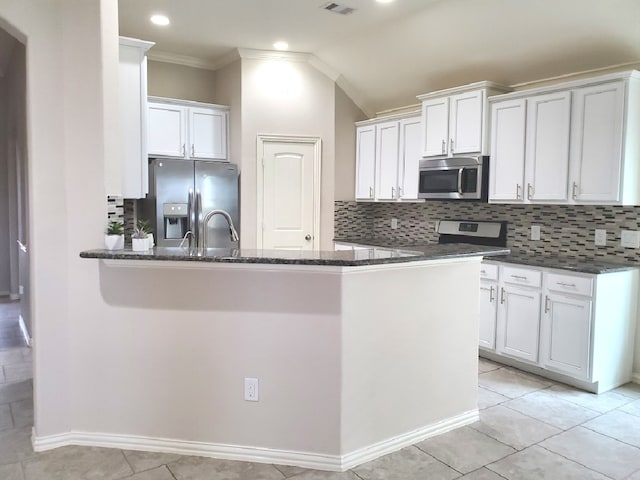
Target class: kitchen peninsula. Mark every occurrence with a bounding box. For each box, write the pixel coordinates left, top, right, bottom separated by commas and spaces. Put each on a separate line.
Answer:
78, 244, 508, 471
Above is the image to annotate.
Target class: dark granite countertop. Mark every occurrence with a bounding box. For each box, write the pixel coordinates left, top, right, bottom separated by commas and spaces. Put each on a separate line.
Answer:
80, 244, 509, 267
334, 238, 637, 274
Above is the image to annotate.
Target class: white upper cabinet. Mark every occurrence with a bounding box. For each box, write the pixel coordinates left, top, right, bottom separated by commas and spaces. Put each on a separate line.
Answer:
111, 36, 154, 199
418, 82, 511, 159
355, 112, 423, 202
148, 103, 186, 158
569, 81, 625, 203
489, 99, 526, 201
421, 97, 449, 157
355, 125, 376, 200
525, 91, 571, 202
148, 97, 229, 161
489, 70, 640, 205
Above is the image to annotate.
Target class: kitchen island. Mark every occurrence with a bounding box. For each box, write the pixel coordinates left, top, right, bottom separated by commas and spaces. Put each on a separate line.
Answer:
73, 245, 508, 471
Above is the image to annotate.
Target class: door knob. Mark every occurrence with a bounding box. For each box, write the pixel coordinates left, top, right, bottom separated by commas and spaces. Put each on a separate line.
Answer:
305, 234, 312, 241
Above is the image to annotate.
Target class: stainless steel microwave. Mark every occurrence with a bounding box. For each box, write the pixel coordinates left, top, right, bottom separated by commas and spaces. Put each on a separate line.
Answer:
418, 156, 489, 200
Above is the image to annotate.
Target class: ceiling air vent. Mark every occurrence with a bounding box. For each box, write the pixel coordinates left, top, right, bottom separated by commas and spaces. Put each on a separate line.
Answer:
321, 2, 356, 15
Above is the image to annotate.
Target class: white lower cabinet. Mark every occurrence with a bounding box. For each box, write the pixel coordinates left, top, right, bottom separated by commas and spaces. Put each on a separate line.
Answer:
480, 262, 638, 393
496, 284, 541, 363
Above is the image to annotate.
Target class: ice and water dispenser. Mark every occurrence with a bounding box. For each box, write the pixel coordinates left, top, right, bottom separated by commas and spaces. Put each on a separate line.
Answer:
163, 203, 188, 239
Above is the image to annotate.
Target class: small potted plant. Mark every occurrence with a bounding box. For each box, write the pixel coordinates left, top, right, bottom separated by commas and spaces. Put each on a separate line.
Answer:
136, 219, 154, 249
105, 220, 124, 251
131, 226, 149, 252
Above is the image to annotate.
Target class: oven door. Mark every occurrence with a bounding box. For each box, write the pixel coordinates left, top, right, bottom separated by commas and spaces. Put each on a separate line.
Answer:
418, 164, 482, 199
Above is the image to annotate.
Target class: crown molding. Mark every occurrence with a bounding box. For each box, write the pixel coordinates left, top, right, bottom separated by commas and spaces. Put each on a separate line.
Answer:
146, 50, 217, 71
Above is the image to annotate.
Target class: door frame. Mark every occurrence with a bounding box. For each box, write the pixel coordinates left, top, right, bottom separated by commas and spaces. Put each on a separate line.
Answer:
256, 134, 322, 250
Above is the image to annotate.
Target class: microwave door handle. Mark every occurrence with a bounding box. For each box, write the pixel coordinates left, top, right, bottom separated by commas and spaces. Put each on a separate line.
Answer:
457, 168, 464, 195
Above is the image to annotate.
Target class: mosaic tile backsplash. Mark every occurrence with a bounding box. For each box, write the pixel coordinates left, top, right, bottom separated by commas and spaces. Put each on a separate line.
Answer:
335, 201, 640, 264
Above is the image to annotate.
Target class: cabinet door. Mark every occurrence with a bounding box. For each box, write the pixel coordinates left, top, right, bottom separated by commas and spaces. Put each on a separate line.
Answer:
525, 92, 571, 202
489, 99, 526, 201
355, 125, 376, 200
398, 117, 422, 199
449, 90, 483, 155
421, 97, 449, 157
569, 81, 624, 203
496, 284, 541, 363
190, 107, 228, 160
479, 281, 498, 350
148, 103, 186, 158
376, 121, 400, 200
540, 293, 592, 380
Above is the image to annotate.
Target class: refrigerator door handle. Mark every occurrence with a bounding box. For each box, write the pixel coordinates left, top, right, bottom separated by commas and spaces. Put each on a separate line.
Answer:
196, 190, 203, 250
187, 188, 195, 249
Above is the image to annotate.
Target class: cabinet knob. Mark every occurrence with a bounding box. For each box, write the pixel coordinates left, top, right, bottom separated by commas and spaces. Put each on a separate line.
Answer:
305, 234, 312, 241
527, 183, 533, 200
544, 295, 550, 313
500, 287, 505, 304
572, 182, 578, 200
489, 285, 495, 303
516, 184, 522, 200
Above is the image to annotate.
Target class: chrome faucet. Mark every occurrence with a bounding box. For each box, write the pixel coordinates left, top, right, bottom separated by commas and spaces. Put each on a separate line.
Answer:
201, 209, 239, 249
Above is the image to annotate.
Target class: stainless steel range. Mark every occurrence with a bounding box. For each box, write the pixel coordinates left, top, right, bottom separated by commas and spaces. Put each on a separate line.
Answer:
437, 220, 508, 247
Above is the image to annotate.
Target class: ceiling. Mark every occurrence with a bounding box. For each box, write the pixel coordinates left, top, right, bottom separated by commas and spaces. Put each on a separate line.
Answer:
118, 0, 640, 115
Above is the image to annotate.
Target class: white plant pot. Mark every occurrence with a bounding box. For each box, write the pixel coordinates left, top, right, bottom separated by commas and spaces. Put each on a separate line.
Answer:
104, 234, 124, 251
147, 233, 154, 249
132, 238, 149, 252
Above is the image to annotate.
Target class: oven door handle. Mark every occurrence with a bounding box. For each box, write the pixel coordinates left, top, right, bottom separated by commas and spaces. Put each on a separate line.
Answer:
457, 168, 464, 195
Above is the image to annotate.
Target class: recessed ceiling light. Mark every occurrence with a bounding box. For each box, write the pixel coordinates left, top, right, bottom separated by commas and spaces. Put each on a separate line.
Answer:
150, 14, 170, 26
273, 41, 289, 51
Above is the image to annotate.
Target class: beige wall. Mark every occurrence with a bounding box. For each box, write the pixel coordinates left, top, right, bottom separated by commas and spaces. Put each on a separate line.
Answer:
147, 60, 216, 103
214, 60, 242, 166
240, 57, 336, 249
334, 86, 366, 202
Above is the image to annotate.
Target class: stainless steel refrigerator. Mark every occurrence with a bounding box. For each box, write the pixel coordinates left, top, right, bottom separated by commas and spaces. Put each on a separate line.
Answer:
144, 158, 239, 248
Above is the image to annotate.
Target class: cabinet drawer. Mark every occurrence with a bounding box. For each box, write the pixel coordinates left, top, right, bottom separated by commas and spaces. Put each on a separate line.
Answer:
502, 266, 541, 287
480, 263, 499, 280
545, 273, 593, 297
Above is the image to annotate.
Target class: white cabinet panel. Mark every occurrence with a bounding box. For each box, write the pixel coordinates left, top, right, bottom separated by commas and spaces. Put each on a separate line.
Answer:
449, 90, 483, 155
355, 125, 376, 200
148, 103, 186, 158
541, 293, 592, 379
497, 284, 541, 363
376, 122, 400, 200
190, 107, 227, 160
421, 97, 449, 157
399, 117, 421, 199
489, 99, 526, 201
525, 92, 571, 201
570, 81, 624, 203
480, 281, 498, 350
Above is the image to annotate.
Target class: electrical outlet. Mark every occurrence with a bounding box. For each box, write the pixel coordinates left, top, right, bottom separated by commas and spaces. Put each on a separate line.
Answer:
594, 229, 607, 246
530, 225, 541, 241
620, 230, 640, 249
391, 218, 398, 230
244, 377, 259, 402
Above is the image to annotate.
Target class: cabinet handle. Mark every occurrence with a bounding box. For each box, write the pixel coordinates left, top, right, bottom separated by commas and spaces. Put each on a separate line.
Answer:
572, 182, 578, 200
489, 286, 495, 303
544, 295, 550, 313
510, 275, 527, 280
369, 186, 374, 199
441, 139, 446, 154
516, 184, 522, 200
398, 186, 403, 198
450, 138, 454, 154
500, 287, 505, 304
182, 144, 186, 157
527, 183, 533, 200
392, 187, 396, 199
192, 144, 195, 157
557, 282, 576, 288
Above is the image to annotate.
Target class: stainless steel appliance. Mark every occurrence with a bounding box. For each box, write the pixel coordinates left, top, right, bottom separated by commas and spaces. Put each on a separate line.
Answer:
419, 156, 489, 200
437, 220, 507, 247
144, 158, 239, 248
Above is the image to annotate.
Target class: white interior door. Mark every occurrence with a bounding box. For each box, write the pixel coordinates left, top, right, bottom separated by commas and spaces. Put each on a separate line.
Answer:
259, 137, 321, 250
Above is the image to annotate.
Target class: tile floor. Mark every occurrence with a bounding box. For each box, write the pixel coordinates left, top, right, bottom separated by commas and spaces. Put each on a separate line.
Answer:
1, 297, 640, 479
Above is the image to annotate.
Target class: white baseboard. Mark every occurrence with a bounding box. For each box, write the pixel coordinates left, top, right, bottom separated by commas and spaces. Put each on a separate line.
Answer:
18, 314, 31, 347
632, 371, 640, 384
32, 409, 478, 472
